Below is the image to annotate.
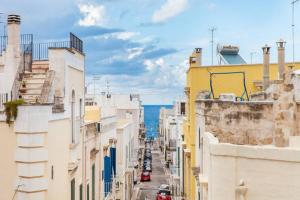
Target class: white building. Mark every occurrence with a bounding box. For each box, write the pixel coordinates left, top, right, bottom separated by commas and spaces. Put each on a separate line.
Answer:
85, 92, 144, 200
159, 100, 186, 197
0, 15, 85, 200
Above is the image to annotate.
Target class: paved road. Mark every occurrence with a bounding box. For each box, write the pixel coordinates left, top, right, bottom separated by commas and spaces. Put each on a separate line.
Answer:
136, 144, 169, 200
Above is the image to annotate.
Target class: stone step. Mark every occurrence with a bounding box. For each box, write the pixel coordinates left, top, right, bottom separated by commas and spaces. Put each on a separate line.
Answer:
23, 79, 45, 84
32, 69, 48, 73
20, 95, 40, 102
23, 73, 46, 79
23, 83, 44, 89
20, 90, 42, 95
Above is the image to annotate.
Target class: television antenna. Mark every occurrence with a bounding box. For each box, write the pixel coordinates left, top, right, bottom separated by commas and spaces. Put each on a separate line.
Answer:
209, 27, 217, 65
292, 0, 300, 65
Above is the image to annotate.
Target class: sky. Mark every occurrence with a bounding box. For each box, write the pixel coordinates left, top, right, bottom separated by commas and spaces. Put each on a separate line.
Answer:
1, 0, 300, 104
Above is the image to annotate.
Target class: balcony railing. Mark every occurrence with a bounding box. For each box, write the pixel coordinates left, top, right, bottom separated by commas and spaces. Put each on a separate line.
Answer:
0, 93, 10, 111
33, 33, 83, 60
0, 36, 7, 56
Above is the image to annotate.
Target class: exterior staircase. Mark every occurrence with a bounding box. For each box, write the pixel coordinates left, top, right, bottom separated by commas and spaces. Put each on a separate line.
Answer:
19, 63, 49, 104
19, 72, 47, 104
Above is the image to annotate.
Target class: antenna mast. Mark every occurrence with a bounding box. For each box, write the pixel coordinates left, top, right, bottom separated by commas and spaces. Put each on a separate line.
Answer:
209, 27, 217, 65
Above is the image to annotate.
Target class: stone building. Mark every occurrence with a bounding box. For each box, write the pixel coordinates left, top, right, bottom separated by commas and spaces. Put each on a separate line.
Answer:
195, 60, 300, 200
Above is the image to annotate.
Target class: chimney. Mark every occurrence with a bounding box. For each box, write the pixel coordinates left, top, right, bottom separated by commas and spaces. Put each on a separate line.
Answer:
7, 14, 21, 47
189, 48, 202, 66
276, 39, 286, 80
262, 45, 271, 90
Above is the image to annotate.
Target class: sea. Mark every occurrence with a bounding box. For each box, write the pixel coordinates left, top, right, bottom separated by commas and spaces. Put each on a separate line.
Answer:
143, 105, 172, 138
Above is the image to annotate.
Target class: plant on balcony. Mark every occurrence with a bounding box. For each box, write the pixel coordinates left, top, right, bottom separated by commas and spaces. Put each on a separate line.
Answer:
4, 99, 24, 125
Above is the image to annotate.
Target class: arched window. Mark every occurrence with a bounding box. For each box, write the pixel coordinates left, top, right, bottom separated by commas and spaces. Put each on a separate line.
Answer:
71, 90, 75, 143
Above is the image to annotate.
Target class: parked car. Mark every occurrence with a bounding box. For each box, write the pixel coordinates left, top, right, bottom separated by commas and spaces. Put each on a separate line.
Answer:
145, 149, 151, 153
143, 164, 152, 172
156, 184, 171, 200
144, 155, 152, 160
144, 165, 152, 172
140, 171, 151, 182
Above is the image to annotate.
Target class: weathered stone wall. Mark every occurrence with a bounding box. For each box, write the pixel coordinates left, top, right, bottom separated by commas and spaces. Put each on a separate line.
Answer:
196, 100, 274, 145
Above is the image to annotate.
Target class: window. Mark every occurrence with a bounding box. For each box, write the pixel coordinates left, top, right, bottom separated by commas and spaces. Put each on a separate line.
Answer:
97, 123, 101, 133
51, 165, 54, 180
79, 184, 83, 200
92, 164, 95, 200
180, 102, 186, 115
198, 128, 201, 149
71, 90, 75, 143
71, 179, 75, 200
79, 98, 82, 124
87, 184, 89, 200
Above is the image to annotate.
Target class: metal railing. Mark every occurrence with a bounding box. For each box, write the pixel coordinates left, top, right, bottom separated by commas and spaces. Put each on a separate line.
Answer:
0, 93, 10, 111
0, 36, 7, 56
33, 41, 70, 60
33, 33, 83, 60
0, 34, 33, 56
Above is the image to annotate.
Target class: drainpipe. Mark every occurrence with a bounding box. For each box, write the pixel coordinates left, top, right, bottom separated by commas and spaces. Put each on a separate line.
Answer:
276, 39, 286, 80
262, 45, 271, 90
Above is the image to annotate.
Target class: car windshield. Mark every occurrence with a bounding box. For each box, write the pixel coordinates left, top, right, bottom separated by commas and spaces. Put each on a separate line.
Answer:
158, 190, 171, 195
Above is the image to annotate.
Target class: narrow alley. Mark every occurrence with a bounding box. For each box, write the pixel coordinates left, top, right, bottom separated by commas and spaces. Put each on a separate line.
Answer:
136, 142, 170, 200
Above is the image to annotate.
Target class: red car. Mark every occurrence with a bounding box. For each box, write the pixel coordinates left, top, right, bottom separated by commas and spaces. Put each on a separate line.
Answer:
140, 171, 151, 182
156, 185, 171, 200
156, 190, 171, 200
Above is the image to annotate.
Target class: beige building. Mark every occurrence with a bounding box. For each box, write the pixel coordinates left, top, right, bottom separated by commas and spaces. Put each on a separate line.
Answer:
84, 93, 144, 200
195, 59, 300, 199
0, 15, 85, 200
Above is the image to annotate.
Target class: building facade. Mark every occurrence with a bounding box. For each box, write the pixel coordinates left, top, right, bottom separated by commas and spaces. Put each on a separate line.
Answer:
183, 44, 300, 199
0, 15, 85, 200
195, 67, 300, 200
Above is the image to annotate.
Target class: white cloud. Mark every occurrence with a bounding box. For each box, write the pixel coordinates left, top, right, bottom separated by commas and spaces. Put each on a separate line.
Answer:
152, 0, 188, 23
143, 58, 188, 88
128, 47, 144, 59
78, 3, 106, 26
86, 57, 188, 104
96, 31, 139, 40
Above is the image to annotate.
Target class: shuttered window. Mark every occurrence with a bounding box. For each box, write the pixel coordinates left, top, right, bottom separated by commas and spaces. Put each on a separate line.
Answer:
92, 164, 95, 200
79, 184, 83, 200
71, 179, 75, 200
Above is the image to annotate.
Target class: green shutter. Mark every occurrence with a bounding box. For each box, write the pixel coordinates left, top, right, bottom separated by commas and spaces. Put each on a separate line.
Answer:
71, 179, 75, 200
92, 164, 95, 200
87, 184, 89, 200
79, 184, 83, 200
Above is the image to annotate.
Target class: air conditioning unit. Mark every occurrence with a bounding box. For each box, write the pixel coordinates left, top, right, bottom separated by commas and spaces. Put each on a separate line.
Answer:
219, 93, 236, 102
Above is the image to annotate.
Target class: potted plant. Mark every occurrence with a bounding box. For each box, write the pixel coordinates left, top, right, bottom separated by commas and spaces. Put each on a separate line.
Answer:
19, 80, 27, 93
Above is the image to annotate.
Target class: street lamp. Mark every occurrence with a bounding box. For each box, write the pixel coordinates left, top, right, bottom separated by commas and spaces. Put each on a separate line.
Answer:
292, 0, 300, 65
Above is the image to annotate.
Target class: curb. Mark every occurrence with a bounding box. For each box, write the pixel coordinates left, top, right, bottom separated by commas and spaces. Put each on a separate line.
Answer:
131, 187, 141, 200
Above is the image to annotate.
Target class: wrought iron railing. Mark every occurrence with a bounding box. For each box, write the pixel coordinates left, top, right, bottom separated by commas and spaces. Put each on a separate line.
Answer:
0, 93, 10, 111
33, 41, 70, 60
0, 34, 33, 56
33, 33, 83, 60
0, 36, 7, 56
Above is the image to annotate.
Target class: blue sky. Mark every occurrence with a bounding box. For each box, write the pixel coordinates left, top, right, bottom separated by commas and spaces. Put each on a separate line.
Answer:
1, 0, 300, 104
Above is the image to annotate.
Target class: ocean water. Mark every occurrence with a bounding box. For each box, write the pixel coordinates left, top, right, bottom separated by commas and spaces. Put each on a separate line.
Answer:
143, 105, 172, 138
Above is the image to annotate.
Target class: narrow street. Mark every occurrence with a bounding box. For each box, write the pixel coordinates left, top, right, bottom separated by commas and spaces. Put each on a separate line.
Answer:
136, 142, 169, 200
